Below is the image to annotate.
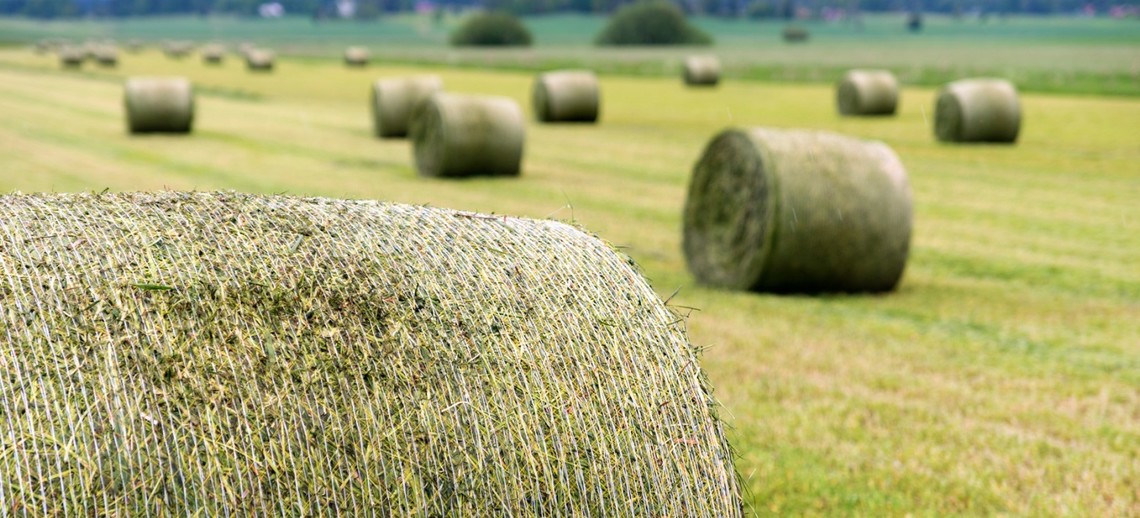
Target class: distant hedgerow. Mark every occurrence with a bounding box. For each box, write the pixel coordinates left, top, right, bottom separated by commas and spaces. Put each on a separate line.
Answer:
595, 1, 713, 46
450, 12, 533, 47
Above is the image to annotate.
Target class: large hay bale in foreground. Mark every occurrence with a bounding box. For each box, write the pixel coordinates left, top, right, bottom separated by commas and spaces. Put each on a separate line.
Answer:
371, 75, 443, 138
684, 127, 912, 293
532, 69, 600, 123
201, 44, 225, 64
934, 78, 1021, 143
245, 48, 275, 71
344, 45, 369, 66
411, 93, 524, 177
836, 69, 898, 116
58, 46, 85, 68
683, 55, 721, 86
0, 191, 743, 516
123, 77, 195, 134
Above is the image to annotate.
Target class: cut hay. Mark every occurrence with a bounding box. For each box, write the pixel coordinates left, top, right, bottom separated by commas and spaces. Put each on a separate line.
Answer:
0, 191, 743, 516
934, 78, 1021, 143
836, 69, 899, 116
123, 77, 195, 134
58, 46, 85, 68
411, 93, 525, 178
684, 127, 912, 293
201, 44, 226, 64
344, 46, 370, 67
245, 48, 275, 71
532, 69, 601, 123
94, 45, 119, 67
371, 75, 444, 138
683, 55, 721, 86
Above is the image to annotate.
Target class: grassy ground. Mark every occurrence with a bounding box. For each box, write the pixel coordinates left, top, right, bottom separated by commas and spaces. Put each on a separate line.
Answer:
2, 13, 1139, 95
0, 47, 1138, 514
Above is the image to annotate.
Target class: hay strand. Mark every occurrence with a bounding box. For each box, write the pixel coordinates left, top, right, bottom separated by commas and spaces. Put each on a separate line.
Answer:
836, 69, 899, 116
123, 77, 195, 134
370, 75, 444, 138
411, 93, 525, 178
0, 191, 743, 515
684, 127, 912, 293
683, 56, 721, 86
934, 78, 1021, 143
532, 69, 601, 123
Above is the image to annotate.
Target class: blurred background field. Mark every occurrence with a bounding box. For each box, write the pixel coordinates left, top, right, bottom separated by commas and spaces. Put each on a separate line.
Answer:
0, 11, 1138, 515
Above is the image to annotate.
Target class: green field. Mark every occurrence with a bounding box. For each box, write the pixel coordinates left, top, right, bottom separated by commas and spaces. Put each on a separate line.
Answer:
1, 18, 1139, 514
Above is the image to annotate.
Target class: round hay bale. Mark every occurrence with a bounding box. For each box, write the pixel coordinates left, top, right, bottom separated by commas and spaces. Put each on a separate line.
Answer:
934, 78, 1020, 143
123, 77, 195, 134
0, 191, 744, 516
782, 25, 809, 42
683, 55, 721, 86
163, 40, 193, 59
58, 46, 85, 68
344, 45, 369, 66
684, 127, 912, 293
836, 69, 899, 116
371, 75, 444, 138
201, 44, 225, 64
532, 69, 601, 123
411, 93, 525, 178
245, 49, 275, 71
94, 45, 119, 67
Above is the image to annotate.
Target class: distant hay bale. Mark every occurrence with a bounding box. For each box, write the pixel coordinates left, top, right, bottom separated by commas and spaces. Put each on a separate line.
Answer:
164, 40, 193, 59
836, 69, 899, 116
683, 55, 721, 86
126, 39, 144, 52
94, 45, 119, 67
58, 46, 85, 68
934, 78, 1020, 143
684, 127, 912, 293
344, 45, 369, 66
236, 42, 255, 57
412, 93, 525, 178
782, 25, 809, 42
123, 77, 195, 134
371, 75, 444, 138
201, 44, 225, 64
245, 49, 275, 71
532, 69, 600, 123
0, 191, 744, 516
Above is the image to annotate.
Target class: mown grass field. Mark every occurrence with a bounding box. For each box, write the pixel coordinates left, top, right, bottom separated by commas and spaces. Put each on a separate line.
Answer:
1, 26, 1139, 514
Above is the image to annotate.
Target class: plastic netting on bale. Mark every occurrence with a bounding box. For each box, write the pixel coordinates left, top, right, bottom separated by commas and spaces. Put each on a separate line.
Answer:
0, 191, 743, 516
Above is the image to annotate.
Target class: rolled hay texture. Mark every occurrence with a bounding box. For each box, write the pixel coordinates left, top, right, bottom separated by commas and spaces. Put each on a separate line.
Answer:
532, 69, 601, 123
836, 69, 899, 116
683, 55, 721, 86
371, 75, 444, 138
934, 78, 1021, 143
344, 45, 370, 66
58, 46, 85, 68
245, 49, 275, 71
0, 191, 744, 516
123, 77, 195, 134
201, 44, 225, 64
412, 93, 525, 177
684, 127, 912, 293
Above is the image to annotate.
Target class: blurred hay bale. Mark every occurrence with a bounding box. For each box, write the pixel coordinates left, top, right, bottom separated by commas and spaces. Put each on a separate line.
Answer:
94, 45, 119, 67
836, 69, 899, 116
125, 39, 144, 52
201, 44, 226, 64
245, 48, 275, 71
411, 93, 525, 177
371, 75, 443, 138
123, 77, 195, 134
58, 45, 85, 68
0, 191, 743, 516
683, 55, 721, 86
934, 78, 1021, 143
163, 40, 194, 59
684, 127, 912, 293
344, 45, 369, 67
532, 69, 600, 123
782, 24, 809, 42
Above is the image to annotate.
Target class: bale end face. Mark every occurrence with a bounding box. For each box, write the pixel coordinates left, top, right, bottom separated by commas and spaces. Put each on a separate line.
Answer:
532, 70, 600, 123
685, 127, 913, 293
934, 78, 1021, 143
412, 93, 525, 178
123, 77, 195, 134
836, 69, 899, 116
371, 76, 444, 139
